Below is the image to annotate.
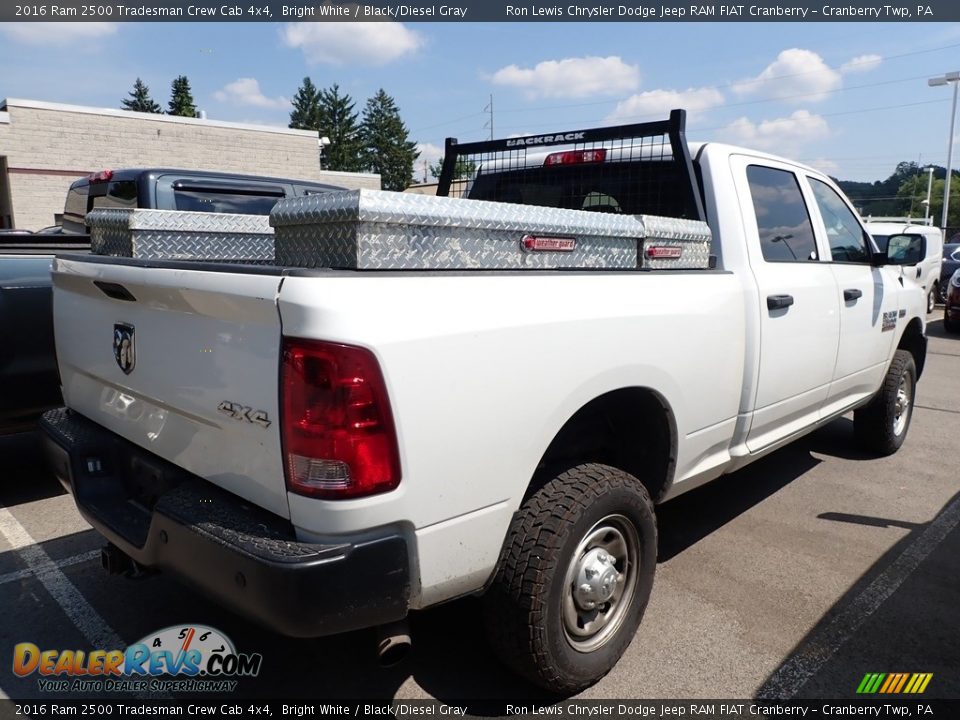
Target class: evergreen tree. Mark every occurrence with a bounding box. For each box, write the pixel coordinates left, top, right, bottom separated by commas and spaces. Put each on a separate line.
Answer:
167, 76, 198, 118
359, 89, 418, 191
289, 76, 320, 131
121, 78, 162, 114
317, 84, 363, 172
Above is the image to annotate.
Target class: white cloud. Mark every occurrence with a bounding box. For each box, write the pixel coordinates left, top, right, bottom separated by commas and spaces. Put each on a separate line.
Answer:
840, 54, 882, 75
0, 22, 117, 45
214, 78, 288, 110
490, 56, 640, 99
721, 110, 830, 156
281, 22, 422, 65
416, 142, 445, 178
806, 158, 840, 175
733, 48, 841, 103
605, 87, 724, 124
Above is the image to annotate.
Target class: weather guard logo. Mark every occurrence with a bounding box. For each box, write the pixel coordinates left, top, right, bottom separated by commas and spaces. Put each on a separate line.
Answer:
13, 624, 262, 693
857, 672, 933, 694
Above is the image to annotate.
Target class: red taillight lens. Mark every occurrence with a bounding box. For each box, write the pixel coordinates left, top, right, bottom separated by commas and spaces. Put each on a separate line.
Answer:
281, 338, 401, 499
543, 149, 607, 166
88, 169, 114, 183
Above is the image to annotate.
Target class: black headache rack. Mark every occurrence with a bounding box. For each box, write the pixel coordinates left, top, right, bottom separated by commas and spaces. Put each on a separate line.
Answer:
436, 109, 705, 223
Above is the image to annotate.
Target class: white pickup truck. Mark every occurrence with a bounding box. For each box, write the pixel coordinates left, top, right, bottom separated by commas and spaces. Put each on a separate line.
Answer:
40, 111, 927, 694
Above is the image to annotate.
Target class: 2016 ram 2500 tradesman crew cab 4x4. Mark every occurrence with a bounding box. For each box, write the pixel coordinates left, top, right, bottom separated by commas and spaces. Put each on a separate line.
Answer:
40, 112, 926, 693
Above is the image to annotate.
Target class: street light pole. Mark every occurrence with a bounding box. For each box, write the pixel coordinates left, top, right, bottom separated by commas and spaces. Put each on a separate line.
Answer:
924, 166, 935, 223
929, 71, 960, 233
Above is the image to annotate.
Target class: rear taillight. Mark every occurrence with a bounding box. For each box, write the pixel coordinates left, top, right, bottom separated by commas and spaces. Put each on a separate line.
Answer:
281, 338, 400, 500
543, 149, 607, 166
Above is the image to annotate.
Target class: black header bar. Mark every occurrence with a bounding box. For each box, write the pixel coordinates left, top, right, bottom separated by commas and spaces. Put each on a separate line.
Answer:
3, 0, 957, 22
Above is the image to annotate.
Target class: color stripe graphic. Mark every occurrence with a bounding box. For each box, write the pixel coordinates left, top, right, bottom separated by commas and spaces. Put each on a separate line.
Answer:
857, 672, 933, 694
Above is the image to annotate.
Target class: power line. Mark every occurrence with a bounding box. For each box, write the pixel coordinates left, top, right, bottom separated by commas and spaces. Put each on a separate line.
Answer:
489, 93, 949, 136
412, 38, 960, 138
490, 41, 960, 116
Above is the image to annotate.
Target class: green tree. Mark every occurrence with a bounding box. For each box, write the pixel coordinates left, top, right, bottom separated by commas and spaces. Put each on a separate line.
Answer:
289, 76, 320, 131
897, 173, 960, 227
121, 78, 162, 114
317, 84, 363, 172
359, 89, 418, 191
429, 157, 477, 181
167, 75, 198, 118
838, 161, 947, 218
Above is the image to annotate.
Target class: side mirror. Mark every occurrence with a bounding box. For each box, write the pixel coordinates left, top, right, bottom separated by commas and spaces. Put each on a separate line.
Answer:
883, 234, 924, 266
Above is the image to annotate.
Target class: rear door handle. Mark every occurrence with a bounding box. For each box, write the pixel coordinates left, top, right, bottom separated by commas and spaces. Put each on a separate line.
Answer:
843, 288, 863, 301
767, 294, 794, 310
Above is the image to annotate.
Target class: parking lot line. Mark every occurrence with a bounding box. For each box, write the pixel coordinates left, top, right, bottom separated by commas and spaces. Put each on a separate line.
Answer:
0, 505, 125, 651
757, 490, 960, 699
0, 549, 99, 586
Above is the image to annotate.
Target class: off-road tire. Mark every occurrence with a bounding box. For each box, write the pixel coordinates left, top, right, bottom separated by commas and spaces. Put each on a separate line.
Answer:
483, 463, 657, 694
853, 349, 916, 456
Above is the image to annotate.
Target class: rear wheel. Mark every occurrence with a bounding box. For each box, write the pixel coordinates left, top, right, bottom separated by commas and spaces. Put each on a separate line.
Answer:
483, 463, 657, 694
853, 349, 916, 456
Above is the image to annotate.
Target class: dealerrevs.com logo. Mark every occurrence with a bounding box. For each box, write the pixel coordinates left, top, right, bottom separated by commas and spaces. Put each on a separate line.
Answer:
13, 624, 263, 693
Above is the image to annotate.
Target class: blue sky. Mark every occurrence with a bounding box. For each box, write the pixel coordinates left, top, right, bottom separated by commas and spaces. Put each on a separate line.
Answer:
2, 20, 960, 182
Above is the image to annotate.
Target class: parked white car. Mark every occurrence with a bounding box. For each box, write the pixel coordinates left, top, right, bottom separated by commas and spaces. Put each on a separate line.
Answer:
866, 222, 943, 313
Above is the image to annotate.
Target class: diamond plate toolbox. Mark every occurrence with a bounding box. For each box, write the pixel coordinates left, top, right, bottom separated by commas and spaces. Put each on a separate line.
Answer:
270, 189, 712, 271
87, 208, 273, 262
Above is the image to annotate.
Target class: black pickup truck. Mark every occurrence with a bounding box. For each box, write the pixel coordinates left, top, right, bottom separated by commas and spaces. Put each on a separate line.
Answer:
0, 168, 345, 435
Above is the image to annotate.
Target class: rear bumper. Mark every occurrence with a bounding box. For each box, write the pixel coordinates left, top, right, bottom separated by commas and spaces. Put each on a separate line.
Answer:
40, 408, 410, 638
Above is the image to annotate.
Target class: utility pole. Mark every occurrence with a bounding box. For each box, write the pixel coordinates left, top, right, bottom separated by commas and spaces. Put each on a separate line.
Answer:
483, 94, 493, 140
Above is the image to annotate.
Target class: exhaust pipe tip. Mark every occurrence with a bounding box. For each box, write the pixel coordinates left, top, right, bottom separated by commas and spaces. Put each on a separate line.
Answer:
376, 621, 411, 667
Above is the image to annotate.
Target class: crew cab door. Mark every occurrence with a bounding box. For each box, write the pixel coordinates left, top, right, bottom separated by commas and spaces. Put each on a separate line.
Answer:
804, 176, 898, 414
730, 156, 840, 452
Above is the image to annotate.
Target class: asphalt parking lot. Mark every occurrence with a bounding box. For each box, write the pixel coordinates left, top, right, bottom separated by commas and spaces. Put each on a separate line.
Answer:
0, 319, 957, 703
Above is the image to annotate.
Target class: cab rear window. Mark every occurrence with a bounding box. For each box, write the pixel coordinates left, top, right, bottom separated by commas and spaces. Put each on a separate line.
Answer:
171, 190, 280, 215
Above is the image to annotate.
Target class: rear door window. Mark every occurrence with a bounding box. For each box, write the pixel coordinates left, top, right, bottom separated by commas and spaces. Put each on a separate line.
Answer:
746, 165, 818, 262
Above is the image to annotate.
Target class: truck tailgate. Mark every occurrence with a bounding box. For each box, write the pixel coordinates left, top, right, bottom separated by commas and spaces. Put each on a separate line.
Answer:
52, 257, 289, 518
